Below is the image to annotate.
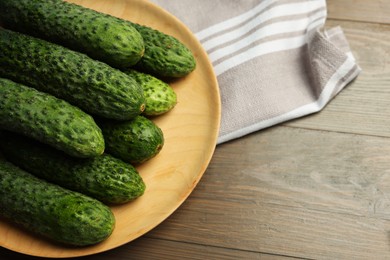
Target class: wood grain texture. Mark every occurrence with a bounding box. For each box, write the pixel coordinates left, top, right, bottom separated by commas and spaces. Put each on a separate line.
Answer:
0, 237, 297, 260
147, 127, 390, 259
327, 0, 390, 24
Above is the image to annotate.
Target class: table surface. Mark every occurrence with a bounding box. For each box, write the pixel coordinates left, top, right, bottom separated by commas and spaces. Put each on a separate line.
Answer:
2, 0, 390, 259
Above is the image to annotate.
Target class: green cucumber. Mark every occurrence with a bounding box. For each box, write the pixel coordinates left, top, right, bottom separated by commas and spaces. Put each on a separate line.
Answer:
130, 23, 196, 78
97, 116, 164, 164
0, 131, 145, 204
0, 28, 145, 120
125, 70, 177, 116
0, 0, 144, 68
0, 78, 104, 158
0, 159, 115, 246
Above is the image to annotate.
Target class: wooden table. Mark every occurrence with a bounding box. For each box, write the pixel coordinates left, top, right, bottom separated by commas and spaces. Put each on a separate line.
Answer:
1, 0, 390, 259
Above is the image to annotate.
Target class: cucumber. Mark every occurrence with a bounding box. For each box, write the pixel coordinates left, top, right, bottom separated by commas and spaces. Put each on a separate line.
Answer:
130, 23, 196, 78
0, 159, 115, 246
0, 0, 144, 69
97, 116, 164, 164
0, 28, 145, 120
125, 70, 177, 116
0, 78, 104, 158
0, 131, 145, 204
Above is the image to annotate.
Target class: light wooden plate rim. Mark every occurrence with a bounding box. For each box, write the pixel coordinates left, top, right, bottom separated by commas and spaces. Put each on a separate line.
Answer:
0, 0, 221, 258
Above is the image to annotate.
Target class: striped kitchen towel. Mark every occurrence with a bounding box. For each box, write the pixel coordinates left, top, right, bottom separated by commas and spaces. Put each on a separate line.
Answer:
149, 0, 361, 144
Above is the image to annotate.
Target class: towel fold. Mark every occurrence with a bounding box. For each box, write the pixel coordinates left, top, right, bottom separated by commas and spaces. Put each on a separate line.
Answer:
149, 0, 361, 144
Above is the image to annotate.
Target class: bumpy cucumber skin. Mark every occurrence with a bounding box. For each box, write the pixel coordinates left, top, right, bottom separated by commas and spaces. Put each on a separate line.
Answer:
0, 29, 145, 120
0, 159, 115, 246
0, 78, 104, 158
0, 0, 144, 68
125, 70, 177, 116
130, 23, 196, 78
0, 131, 145, 204
98, 116, 164, 164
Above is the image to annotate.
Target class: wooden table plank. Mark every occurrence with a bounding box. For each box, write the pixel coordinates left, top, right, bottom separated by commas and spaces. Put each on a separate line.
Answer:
146, 126, 390, 259
285, 20, 390, 138
92, 238, 298, 260
327, 0, 390, 24
150, 202, 390, 259
0, 237, 297, 260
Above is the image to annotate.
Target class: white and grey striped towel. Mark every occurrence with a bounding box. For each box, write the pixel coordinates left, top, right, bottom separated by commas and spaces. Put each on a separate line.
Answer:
149, 0, 361, 144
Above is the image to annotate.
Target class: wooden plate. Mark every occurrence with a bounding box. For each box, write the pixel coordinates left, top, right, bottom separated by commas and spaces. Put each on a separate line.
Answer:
0, 0, 220, 257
